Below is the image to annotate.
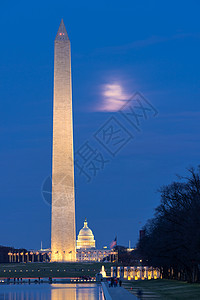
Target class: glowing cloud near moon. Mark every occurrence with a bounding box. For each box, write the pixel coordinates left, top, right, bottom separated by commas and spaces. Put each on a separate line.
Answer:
96, 83, 130, 112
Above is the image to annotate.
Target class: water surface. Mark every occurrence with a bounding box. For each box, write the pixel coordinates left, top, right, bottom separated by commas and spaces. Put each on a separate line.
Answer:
0, 283, 104, 300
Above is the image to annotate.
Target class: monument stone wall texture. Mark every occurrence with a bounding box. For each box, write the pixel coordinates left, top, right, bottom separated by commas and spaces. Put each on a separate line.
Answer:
51, 20, 76, 262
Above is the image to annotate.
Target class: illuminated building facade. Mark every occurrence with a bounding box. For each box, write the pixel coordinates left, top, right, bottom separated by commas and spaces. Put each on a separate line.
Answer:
111, 266, 161, 280
8, 248, 117, 263
51, 20, 76, 262
76, 219, 117, 262
76, 219, 95, 249
76, 249, 117, 262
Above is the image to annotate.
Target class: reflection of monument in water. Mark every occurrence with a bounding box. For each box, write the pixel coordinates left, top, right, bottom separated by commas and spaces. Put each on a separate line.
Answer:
51, 284, 76, 300
50, 284, 103, 300
0, 284, 103, 300
51, 284, 102, 300
51, 19, 76, 262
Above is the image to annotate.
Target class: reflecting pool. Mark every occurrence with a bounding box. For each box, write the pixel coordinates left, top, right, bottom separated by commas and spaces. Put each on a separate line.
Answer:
0, 283, 104, 300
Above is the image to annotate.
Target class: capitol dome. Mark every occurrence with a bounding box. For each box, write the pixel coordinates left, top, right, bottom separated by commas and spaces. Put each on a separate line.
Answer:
76, 218, 96, 249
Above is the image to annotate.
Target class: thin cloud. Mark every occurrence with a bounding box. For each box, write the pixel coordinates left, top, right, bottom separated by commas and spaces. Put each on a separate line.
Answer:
95, 83, 130, 112
94, 33, 200, 54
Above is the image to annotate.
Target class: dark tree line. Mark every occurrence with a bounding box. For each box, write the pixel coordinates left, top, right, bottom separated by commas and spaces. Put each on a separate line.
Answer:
0, 246, 12, 263
137, 167, 200, 283
114, 245, 141, 265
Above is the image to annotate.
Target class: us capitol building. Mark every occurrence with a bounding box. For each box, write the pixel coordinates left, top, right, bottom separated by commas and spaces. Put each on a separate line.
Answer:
76, 218, 96, 250
76, 219, 116, 262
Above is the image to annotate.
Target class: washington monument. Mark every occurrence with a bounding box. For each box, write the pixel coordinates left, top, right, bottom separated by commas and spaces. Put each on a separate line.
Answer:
51, 20, 76, 262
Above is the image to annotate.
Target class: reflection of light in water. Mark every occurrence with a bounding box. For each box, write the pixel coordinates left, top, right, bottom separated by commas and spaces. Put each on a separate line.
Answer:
76, 284, 102, 300
6, 288, 51, 300
5, 286, 51, 300
51, 284, 76, 300
98, 83, 130, 112
0, 283, 103, 300
51, 284, 103, 300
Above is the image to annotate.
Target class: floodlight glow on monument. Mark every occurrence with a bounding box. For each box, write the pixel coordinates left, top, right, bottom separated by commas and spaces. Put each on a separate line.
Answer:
51, 20, 76, 262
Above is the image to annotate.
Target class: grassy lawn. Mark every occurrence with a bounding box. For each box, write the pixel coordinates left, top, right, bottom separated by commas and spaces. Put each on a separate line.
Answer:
123, 279, 200, 299
0, 262, 114, 278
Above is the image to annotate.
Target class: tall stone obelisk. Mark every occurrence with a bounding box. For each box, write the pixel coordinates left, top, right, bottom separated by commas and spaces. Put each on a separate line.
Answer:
51, 20, 76, 262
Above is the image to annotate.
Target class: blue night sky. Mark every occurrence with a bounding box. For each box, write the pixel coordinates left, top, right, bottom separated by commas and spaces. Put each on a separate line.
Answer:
0, 0, 200, 250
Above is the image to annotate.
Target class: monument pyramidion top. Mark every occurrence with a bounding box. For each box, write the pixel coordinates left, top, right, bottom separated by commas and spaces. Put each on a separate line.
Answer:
55, 19, 69, 41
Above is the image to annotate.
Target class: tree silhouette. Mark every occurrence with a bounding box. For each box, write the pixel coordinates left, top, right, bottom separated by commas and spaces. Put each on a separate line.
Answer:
138, 167, 200, 283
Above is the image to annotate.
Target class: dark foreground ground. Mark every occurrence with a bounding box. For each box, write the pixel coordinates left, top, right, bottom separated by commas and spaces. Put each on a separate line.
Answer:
0, 262, 114, 278
123, 279, 200, 299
